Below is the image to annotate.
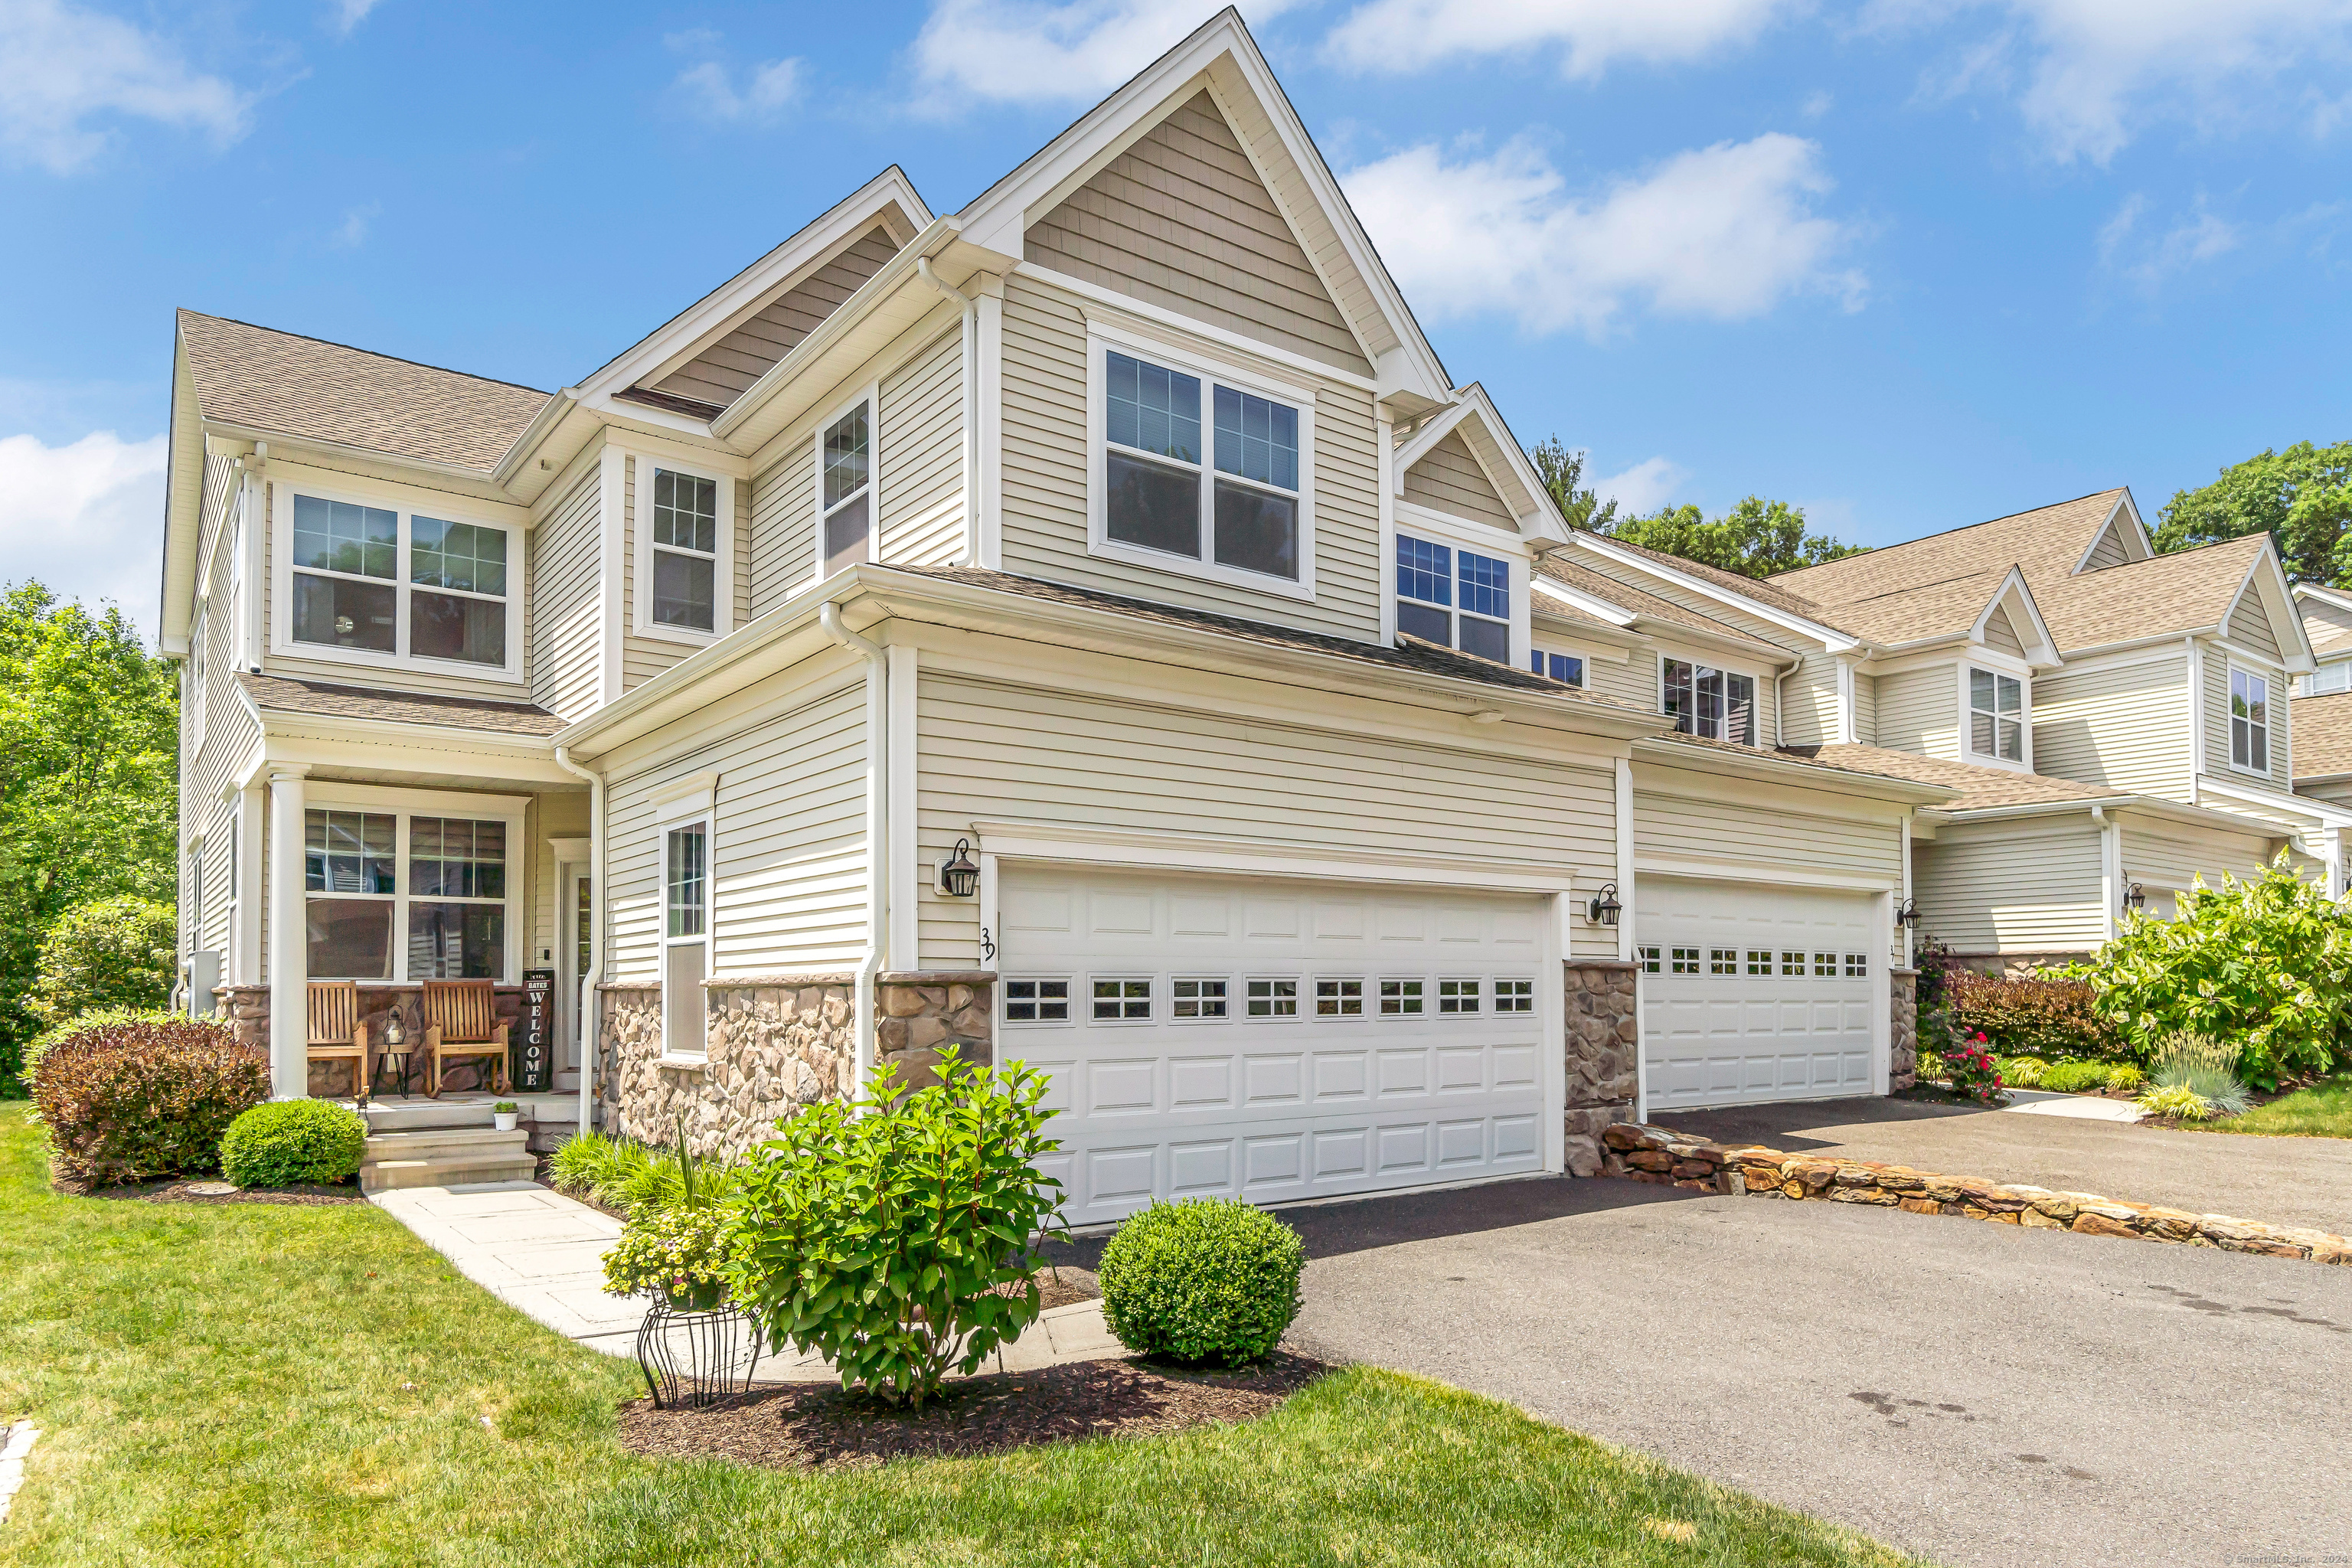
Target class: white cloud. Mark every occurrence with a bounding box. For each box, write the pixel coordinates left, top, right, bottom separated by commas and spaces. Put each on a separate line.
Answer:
670, 56, 803, 124
2099, 193, 2239, 293
1801, 88, 1834, 116
331, 0, 382, 37
1594, 456, 1687, 514
1324, 0, 1800, 79
0, 430, 168, 629
1341, 132, 1865, 337
911, 0, 1298, 108
0, 0, 250, 172
330, 203, 376, 249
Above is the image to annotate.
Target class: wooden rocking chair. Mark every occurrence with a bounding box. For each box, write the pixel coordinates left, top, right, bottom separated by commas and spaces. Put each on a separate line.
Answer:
306, 982, 371, 1101
423, 978, 509, 1097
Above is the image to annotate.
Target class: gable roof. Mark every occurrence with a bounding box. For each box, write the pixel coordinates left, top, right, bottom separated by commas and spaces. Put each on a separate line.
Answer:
2037, 533, 2272, 651
1393, 384, 1570, 545
175, 309, 549, 474
1533, 556, 1792, 661
2292, 691, 2352, 781
1785, 743, 2128, 812
1769, 490, 2132, 608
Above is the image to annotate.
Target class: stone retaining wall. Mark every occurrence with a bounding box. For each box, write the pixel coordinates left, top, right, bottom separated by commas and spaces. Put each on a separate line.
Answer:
598, 978, 857, 1158
1602, 1122, 2352, 1265
1562, 959, 1639, 1178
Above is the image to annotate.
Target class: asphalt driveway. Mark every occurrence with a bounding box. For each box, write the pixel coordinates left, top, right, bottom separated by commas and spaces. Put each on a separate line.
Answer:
1053, 1174, 2352, 1567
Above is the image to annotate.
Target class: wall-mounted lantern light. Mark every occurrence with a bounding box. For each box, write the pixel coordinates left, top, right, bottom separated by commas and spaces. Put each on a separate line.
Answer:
938, 838, 980, 899
1586, 882, 1622, 927
1896, 897, 1921, 929
2122, 880, 2146, 914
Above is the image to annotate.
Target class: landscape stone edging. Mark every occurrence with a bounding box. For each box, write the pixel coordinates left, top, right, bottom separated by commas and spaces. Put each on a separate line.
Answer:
1600, 1122, 2352, 1266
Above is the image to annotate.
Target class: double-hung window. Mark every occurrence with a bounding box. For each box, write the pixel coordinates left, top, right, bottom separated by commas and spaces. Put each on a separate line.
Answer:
304, 801, 513, 982
1663, 658, 1755, 744
1097, 343, 1310, 590
2231, 668, 2270, 773
285, 491, 516, 674
664, 821, 710, 1057
650, 469, 720, 633
821, 402, 871, 579
1969, 668, 2025, 763
1396, 534, 1512, 662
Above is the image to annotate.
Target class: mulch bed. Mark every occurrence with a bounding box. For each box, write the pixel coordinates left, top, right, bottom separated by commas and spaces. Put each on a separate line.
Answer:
71, 1176, 365, 1206
616, 1351, 1328, 1470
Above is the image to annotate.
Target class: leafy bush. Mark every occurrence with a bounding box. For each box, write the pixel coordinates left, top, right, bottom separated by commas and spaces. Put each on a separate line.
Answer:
1942, 1034, 2006, 1104
2107, 1064, 2145, 1096
1998, 1056, 2050, 1089
2136, 1083, 2219, 1122
29, 1011, 266, 1184
603, 1204, 739, 1308
1945, 972, 2124, 1062
727, 1047, 1065, 1406
2148, 1034, 2249, 1117
2038, 1060, 2115, 1094
1099, 1197, 1305, 1367
550, 1129, 741, 1217
28, 897, 178, 1027
219, 1100, 368, 1187
2067, 857, 2352, 1089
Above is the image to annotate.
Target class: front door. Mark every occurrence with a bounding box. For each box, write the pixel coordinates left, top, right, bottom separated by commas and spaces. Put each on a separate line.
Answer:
560, 864, 591, 1087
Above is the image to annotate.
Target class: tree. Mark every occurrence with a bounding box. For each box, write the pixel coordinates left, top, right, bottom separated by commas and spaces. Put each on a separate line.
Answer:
2153, 439, 2352, 584
1609, 495, 1869, 579
30, 897, 178, 1027
0, 584, 179, 1089
1528, 437, 1619, 534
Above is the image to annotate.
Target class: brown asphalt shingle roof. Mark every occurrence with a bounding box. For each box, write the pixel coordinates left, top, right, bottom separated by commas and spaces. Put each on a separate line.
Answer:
1769, 491, 2128, 606
1599, 536, 1851, 627
239, 672, 565, 737
2036, 534, 2266, 651
178, 309, 550, 474
1785, 743, 2126, 812
1800, 567, 2021, 646
2292, 691, 2352, 780
1534, 557, 1791, 659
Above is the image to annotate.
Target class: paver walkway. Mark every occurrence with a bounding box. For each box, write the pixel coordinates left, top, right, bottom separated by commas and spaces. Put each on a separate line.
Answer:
369, 1181, 1119, 1379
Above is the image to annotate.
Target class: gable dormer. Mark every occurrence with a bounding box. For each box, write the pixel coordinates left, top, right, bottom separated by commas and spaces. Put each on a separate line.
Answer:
1388, 390, 1569, 667
1970, 567, 2060, 667
2073, 492, 2152, 573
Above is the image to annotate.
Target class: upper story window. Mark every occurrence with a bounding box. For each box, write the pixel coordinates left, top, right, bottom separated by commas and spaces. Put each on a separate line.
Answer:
1530, 646, 1584, 688
1969, 668, 2024, 763
650, 469, 719, 632
1091, 337, 1315, 599
821, 402, 871, 579
283, 491, 517, 676
2230, 667, 2270, 773
1664, 658, 1755, 744
1396, 534, 1511, 663
2302, 661, 2352, 697
304, 803, 511, 982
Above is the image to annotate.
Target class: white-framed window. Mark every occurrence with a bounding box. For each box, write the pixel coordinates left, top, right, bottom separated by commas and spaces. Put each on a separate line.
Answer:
1378, 978, 1425, 1016
1813, 951, 1838, 978
818, 396, 873, 580
1663, 658, 1756, 744
1746, 949, 1772, 975
2230, 666, 2271, 773
189, 596, 208, 741
1494, 978, 1533, 1014
2301, 661, 2352, 697
302, 788, 523, 982
1438, 978, 1481, 1014
1968, 667, 2026, 763
1396, 532, 1512, 663
1087, 328, 1316, 600
1246, 978, 1298, 1019
1844, 952, 1869, 978
1530, 645, 1584, 687
1708, 948, 1736, 976
1172, 978, 1229, 1020
1004, 978, 1071, 1024
1316, 978, 1365, 1016
662, 817, 710, 1056
629, 455, 736, 645
1636, 946, 1661, 974
1092, 977, 1152, 1021
1670, 946, 1700, 974
278, 485, 521, 678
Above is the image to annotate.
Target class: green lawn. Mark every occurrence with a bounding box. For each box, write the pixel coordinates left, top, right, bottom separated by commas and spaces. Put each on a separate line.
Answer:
2203, 1076, 2352, 1138
0, 1106, 1923, 1567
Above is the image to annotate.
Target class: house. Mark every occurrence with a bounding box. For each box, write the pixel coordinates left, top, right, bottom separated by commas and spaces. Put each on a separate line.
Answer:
165, 11, 1981, 1207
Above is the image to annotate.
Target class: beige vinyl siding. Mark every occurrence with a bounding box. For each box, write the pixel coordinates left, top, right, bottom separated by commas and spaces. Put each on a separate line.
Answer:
1402, 430, 1512, 527
528, 465, 603, 720
531, 791, 590, 975
2029, 654, 2190, 799
1981, 603, 2025, 657
2300, 595, 2352, 658
998, 273, 1383, 642
877, 325, 965, 567
2228, 595, 2282, 660
2119, 815, 2283, 922
2082, 522, 2129, 570
1582, 652, 1653, 710
183, 458, 262, 983
1876, 665, 1959, 760
1632, 763, 1902, 885
916, 669, 1622, 963
1779, 652, 1843, 746
605, 676, 871, 984
1849, 671, 1874, 753
1024, 90, 1370, 377
652, 225, 900, 410
2208, 643, 2292, 790
1913, 816, 2105, 953
750, 436, 815, 619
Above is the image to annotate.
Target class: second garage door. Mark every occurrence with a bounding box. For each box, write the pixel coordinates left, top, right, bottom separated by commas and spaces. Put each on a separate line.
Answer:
998, 864, 1549, 1227
1637, 876, 1880, 1111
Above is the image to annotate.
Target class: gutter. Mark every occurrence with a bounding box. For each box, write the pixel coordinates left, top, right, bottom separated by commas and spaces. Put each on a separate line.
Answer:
820, 604, 887, 1097
551, 744, 605, 1137
913, 257, 982, 567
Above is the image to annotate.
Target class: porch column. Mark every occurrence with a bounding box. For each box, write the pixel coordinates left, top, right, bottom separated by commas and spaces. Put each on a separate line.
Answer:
267, 764, 310, 1098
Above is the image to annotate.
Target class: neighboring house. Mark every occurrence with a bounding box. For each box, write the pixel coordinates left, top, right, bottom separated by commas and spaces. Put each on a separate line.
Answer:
2293, 583, 2352, 696
162, 11, 1965, 1207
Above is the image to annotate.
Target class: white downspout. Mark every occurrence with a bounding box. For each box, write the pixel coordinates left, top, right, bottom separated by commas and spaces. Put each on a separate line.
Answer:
822, 603, 888, 1095
552, 744, 605, 1139
916, 257, 981, 568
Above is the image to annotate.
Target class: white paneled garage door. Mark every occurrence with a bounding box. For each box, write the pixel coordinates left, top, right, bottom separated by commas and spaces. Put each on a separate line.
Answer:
999, 864, 1550, 1227
1638, 876, 1881, 1111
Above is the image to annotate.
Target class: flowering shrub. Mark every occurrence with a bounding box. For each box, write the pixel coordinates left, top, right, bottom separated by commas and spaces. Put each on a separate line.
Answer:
602, 1204, 740, 1309
1942, 1034, 2007, 1105
1946, 973, 2124, 1062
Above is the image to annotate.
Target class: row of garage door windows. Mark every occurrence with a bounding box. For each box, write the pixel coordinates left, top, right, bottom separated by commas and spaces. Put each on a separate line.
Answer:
1639, 946, 1872, 978
1004, 975, 1538, 1025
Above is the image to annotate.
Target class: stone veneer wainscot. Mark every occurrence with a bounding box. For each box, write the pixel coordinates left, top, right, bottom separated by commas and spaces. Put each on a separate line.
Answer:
1561, 959, 1639, 1178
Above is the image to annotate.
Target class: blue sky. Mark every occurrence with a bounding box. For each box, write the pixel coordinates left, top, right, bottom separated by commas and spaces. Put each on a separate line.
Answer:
2, 0, 2348, 634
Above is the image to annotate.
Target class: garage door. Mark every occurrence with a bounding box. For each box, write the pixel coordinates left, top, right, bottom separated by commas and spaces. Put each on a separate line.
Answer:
1637, 876, 1880, 1111
999, 864, 1548, 1227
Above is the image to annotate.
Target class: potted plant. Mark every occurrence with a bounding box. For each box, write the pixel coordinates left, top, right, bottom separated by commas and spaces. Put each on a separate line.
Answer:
603, 1204, 737, 1310
492, 1100, 521, 1132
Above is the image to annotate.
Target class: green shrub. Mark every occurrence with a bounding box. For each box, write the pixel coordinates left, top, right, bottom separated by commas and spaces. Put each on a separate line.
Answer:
2066, 856, 2352, 1089
29, 897, 178, 1027
1099, 1197, 1306, 1367
2038, 1060, 2113, 1093
1945, 972, 2124, 1062
2147, 1034, 2249, 1118
550, 1129, 740, 1217
603, 1205, 739, 1308
30, 1012, 266, 1184
1998, 1056, 2050, 1088
219, 1100, 368, 1187
2107, 1064, 2145, 1096
727, 1047, 1065, 1406
2136, 1083, 2218, 1122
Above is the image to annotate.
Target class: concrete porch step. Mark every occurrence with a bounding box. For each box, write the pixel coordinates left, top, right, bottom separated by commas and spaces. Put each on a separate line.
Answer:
364, 1127, 531, 1162
360, 1127, 538, 1192
351, 1093, 586, 1134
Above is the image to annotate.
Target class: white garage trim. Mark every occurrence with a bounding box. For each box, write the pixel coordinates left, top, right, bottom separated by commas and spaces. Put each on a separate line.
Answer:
1637, 854, 1900, 893
970, 817, 1583, 893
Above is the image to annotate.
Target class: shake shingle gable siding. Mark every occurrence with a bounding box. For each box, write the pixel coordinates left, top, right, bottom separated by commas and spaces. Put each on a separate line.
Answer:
237, 672, 566, 737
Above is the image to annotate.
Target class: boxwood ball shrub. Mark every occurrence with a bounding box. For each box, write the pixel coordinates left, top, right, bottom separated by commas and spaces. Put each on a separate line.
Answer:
220, 1100, 369, 1187
30, 1011, 268, 1185
1099, 1197, 1305, 1367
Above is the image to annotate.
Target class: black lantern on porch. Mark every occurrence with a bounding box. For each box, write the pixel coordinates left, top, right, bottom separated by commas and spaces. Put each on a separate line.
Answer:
1586, 882, 1622, 927
2122, 880, 2146, 914
938, 838, 980, 898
